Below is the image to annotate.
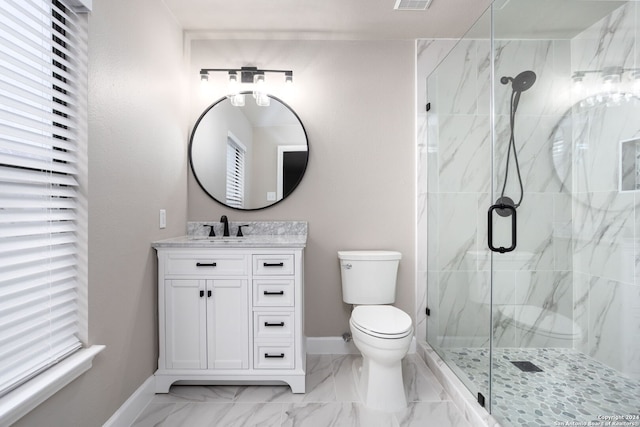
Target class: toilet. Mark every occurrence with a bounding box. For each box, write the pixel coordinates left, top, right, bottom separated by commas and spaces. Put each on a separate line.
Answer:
338, 250, 413, 412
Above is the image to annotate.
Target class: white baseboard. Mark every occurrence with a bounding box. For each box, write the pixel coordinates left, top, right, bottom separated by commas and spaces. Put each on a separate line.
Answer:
306, 336, 417, 355
103, 376, 155, 427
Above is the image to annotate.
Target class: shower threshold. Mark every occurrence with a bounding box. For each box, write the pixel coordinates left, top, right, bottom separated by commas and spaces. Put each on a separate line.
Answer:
444, 347, 640, 427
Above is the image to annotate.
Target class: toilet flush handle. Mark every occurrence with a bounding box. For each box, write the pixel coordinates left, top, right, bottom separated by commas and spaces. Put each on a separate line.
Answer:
343, 263, 352, 269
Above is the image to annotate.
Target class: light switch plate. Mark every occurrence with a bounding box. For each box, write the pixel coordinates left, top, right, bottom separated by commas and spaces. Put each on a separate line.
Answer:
159, 209, 166, 229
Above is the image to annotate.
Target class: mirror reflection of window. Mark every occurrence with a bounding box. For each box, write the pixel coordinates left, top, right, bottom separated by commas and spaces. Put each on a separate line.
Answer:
226, 132, 246, 208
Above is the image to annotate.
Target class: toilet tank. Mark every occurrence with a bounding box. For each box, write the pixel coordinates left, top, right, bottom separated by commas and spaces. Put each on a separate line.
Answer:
338, 250, 402, 304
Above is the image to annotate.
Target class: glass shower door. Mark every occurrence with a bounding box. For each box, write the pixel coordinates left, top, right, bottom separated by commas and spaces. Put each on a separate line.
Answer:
489, 1, 640, 425
426, 1, 640, 425
425, 5, 494, 410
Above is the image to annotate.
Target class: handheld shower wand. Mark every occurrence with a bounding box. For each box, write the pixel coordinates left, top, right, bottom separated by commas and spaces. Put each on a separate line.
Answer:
495, 70, 536, 216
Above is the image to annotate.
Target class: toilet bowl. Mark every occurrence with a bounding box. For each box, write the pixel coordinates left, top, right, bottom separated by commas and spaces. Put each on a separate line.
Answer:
349, 305, 413, 412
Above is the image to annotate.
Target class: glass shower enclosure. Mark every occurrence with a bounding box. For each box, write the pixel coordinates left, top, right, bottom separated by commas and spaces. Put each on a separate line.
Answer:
425, 0, 640, 425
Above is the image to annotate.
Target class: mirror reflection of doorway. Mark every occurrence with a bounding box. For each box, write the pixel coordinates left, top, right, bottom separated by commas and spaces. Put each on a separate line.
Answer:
277, 145, 308, 199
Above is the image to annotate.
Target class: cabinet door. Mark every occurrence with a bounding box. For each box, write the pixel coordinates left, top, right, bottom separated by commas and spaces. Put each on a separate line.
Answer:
165, 279, 207, 369
206, 279, 249, 369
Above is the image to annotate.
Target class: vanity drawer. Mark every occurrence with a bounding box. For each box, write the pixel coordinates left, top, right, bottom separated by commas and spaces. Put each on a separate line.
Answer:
254, 343, 294, 369
253, 279, 294, 307
165, 253, 248, 276
254, 312, 294, 340
253, 255, 294, 276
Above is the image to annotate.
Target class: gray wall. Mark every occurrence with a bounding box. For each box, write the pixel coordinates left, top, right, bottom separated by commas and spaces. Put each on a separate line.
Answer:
14, 0, 188, 425
14, 12, 416, 427
188, 39, 416, 337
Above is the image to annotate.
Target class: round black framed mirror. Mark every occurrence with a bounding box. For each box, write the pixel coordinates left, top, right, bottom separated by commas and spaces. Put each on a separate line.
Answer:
189, 92, 309, 210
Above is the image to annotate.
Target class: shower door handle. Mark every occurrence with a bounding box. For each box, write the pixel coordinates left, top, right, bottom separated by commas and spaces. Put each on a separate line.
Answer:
487, 203, 517, 253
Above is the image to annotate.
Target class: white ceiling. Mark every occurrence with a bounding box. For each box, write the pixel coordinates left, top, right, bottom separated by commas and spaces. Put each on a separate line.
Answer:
161, 0, 493, 40
162, 0, 629, 41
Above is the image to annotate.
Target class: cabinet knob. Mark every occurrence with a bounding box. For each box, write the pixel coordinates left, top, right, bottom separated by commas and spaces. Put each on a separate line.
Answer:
199, 290, 204, 298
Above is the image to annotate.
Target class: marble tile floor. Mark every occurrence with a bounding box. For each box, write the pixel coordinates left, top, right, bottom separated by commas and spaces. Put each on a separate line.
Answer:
131, 354, 473, 427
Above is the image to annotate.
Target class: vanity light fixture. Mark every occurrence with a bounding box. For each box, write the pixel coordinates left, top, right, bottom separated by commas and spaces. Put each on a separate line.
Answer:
199, 66, 293, 106
571, 71, 585, 84
571, 66, 640, 103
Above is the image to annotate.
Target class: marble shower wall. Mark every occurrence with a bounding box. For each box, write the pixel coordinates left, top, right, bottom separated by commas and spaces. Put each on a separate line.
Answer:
416, 38, 460, 345
419, 35, 575, 351
418, 1, 640, 381
570, 2, 640, 379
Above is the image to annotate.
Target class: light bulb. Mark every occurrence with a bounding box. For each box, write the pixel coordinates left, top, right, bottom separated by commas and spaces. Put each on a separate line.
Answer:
255, 92, 270, 107
229, 93, 245, 107
228, 71, 239, 93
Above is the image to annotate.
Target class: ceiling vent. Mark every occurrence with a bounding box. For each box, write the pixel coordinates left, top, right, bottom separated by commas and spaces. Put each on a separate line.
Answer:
394, 0, 433, 10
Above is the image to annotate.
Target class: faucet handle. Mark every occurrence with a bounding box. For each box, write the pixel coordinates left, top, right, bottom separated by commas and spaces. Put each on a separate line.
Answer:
203, 224, 216, 237
236, 224, 250, 237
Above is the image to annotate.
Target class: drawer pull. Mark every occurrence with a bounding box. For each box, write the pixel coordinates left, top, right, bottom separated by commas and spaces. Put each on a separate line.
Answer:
263, 262, 284, 267
196, 262, 217, 267
264, 322, 285, 327
263, 290, 284, 295
264, 353, 285, 358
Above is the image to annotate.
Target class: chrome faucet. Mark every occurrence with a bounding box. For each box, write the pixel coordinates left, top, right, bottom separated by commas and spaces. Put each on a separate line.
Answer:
220, 215, 230, 237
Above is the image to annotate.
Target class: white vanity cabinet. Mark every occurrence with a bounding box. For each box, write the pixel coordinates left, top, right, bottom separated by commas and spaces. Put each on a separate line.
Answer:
164, 277, 248, 370
154, 245, 305, 394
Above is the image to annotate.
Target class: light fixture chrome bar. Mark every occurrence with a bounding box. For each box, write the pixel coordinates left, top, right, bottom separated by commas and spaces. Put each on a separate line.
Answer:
198, 66, 293, 84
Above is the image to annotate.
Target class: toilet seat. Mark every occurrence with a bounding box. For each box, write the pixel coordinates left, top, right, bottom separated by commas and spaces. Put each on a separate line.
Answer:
351, 305, 413, 339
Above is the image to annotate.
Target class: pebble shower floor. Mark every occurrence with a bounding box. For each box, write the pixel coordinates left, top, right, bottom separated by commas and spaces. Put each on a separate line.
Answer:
445, 347, 640, 426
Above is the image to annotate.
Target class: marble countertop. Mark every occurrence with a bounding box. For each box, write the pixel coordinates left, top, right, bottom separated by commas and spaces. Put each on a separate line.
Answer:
152, 234, 307, 249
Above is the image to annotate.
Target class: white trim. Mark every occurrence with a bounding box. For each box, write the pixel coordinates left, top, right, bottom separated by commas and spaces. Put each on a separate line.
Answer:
103, 376, 156, 427
306, 336, 417, 355
0, 345, 104, 426
276, 145, 308, 200
227, 131, 247, 153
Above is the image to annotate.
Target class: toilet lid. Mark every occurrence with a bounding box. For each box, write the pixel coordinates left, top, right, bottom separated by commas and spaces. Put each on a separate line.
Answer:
351, 306, 413, 336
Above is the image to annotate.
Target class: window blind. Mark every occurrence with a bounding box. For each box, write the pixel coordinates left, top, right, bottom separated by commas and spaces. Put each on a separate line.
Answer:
226, 136, 245, 209
0, 0, 85, 397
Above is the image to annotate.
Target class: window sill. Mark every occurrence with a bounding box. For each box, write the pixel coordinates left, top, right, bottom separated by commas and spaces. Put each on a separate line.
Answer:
0, 345, 105, 426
